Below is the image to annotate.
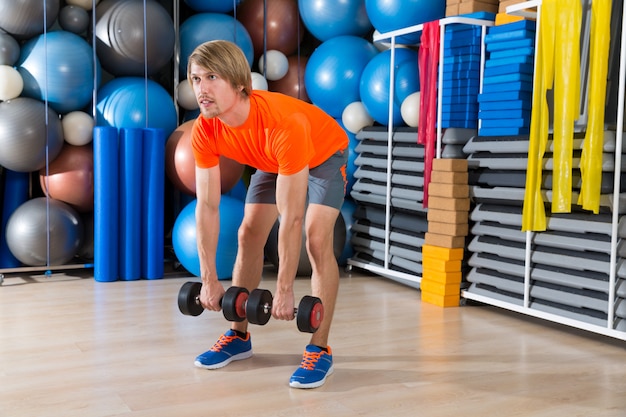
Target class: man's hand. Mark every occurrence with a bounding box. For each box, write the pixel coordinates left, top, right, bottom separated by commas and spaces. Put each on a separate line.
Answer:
272, 288, 295, 321
200, 280, 225, 311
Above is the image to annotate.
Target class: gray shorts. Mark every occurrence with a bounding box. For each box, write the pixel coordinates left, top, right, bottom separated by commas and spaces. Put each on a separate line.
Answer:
245, 150, 348, 210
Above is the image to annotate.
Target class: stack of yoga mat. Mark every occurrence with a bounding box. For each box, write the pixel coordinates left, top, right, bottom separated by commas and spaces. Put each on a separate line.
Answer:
477, 19, 536, 136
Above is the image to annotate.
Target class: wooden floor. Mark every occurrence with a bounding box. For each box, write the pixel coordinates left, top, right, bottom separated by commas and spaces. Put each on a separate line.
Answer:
1, 266, 626, 417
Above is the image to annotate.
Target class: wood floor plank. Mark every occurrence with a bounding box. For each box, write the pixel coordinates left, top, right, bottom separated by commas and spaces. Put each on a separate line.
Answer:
1, 268, 625, 417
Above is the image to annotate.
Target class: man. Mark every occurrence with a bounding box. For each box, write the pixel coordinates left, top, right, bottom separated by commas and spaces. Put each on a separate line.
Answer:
188, 40, 348, 389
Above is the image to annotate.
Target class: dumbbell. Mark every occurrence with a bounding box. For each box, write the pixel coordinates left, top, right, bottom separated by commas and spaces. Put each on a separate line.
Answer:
177, 282, 324, 333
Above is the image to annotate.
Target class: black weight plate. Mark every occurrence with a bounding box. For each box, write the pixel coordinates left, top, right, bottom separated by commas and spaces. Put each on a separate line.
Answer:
246, 289, 273, 325
178, 281, 203, 316
222, 286, 249, 322
296, 296, 323, 333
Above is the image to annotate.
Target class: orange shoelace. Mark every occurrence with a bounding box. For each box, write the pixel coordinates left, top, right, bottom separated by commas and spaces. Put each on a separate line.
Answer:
299, 350, 323, 370
210, 334, 237, 353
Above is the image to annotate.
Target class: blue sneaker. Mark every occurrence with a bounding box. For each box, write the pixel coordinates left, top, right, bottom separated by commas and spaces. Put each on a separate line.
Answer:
194, 330, 252, 369
289, 345, 334, 389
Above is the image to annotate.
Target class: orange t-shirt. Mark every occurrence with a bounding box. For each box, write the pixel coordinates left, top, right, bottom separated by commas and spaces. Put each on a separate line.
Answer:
191, 90, 348, 175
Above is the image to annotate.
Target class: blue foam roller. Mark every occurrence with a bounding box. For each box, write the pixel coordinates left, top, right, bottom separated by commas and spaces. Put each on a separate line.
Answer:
93, 126, 119, 282
119, 128, 143, 281
0, 170, 29, 268
141, 128, 165, 280
477, 90, 533, 102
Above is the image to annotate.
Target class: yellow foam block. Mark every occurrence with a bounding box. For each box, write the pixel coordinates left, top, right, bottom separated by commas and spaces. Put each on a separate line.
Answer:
421, 255, 462, 273
420, 278, 461, 297
422, 244, 464, 261
421, 290, 460, 307
422, 268, 463, 284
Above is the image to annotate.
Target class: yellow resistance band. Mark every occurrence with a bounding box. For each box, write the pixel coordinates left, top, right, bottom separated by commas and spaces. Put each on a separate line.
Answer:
578, 0, 612, 214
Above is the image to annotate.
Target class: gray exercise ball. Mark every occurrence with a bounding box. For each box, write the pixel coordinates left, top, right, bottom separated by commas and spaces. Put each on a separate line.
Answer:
0, 32, 20, 65
0, 0, 60, 39
264, 213, 346, 276
59, 5, 90, 34
94, 0, 175, 76
0, 97, 64, 172
6, 197, 84, 266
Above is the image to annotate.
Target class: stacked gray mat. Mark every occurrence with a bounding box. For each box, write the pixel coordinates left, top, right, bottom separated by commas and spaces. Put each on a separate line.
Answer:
462, 132, 626, 331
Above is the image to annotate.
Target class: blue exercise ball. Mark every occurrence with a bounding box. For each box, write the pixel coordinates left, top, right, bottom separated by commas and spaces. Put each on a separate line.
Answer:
359, 47, 420, 126
305, 36, 378, 118
0, 0, 59, 39
96, 77, 178, 137
0, 97, 64, 172
184, 0, 240, 13
17, 30, 100, 115
6, 197, 83, 266
298, 0, 372, 42
179, 13, 253, 76
365, 0, 446, 44
95, 0, 175, 76
172, 196, 245, 280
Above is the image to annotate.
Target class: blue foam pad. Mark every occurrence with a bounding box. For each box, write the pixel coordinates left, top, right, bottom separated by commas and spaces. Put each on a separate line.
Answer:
483, 73, 533, 85
479, 99, 531, 111
443, 69, 481, 81
485, 55, 534, 68
457, 11, 496, 21
442, 85, 480, 97
446, 35, 482, 49
482, 80, 533, 93
484, 62, 534, 77
442, 102, 479, 114
487, 19, 536, 34
445, 53, 482, 64
485, 29, 535, 44
441, 95, 479, 106
479, 109, 531, 120
490, 47, 535, 59
445, 24, 483, 34
442, 120, 479, 129
444, 44, 482, 56
443, 60, 480, 72
479, 126, 530, 136
477, 90, 532, 102
442, 110, 479, 120
481, 117, 530, 128
443, 77, 480, 89
486, 38, 534, 52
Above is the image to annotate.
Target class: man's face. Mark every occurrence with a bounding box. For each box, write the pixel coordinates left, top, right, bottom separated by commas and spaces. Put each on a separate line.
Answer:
189, 63, 238, 119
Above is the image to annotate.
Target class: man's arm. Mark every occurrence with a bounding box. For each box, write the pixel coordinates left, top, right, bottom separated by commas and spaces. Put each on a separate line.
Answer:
272, 166, 309, 320
195, 165, 225, 310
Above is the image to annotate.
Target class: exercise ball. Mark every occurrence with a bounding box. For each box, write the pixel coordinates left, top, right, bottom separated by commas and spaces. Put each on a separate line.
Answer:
0, 65, 23, 101
59, 5, 90, 34
342, 101, 374, 134
267, 55, 308, 102
184, 0, 238, 13
179, 13, 253, 76
257, 50, 289, 81
0, 32, 20, 65
359, 47, 420, 126
172, 196, 244, 279
5, 197, 83, 266
62, 111, 94, 146
165, 120, 245, 195
0, 98, 64, 172
0, 0, 60, 39
251, 72, 269, 91
95, 0, 175, 77
401, 91, 420, 127
264, 211, 346, 277
237, 0, 303, 59
176, 80, 199, 111
66, 0, 101, 10
40, 144, 94, 213
298, 0, 372, 42
365, 0, 445, 44
17, 30, 99, 114
304, 36, 379, 118
96, 77, 178, 137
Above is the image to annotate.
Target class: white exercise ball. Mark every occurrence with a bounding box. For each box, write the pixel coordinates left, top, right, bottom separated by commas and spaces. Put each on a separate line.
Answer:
62, 111, 94, 146
342, 101, 374, 134
0, 65, 23, 101
401, 91, 420, 127
258, 50, 289, 81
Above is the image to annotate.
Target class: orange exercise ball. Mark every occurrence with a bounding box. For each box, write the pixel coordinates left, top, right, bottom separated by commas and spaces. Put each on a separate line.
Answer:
166, 120, 245, 195
39, 143, 94, 213
268, 54, 310, 102
237, 0, 304, 60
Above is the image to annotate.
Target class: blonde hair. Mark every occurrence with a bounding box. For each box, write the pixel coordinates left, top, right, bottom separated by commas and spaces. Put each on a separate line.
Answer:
187, 40, 252, 96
